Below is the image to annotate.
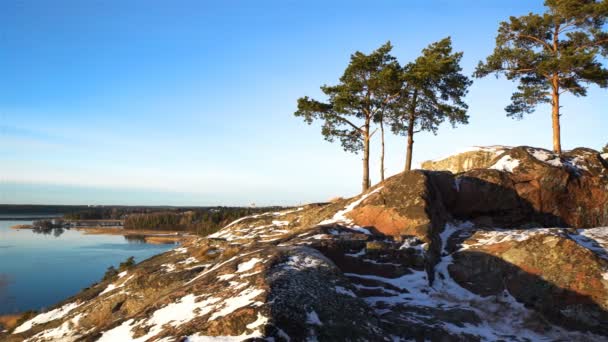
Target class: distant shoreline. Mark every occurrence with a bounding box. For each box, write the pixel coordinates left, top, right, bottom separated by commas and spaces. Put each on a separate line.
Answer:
0, 216, 61, 221
10, 223, 188, 244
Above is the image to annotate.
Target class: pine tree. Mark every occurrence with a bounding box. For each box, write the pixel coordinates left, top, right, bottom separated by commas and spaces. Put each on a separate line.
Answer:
475, 0, 608, 154
389, 37, 472, 171
295, 42, 401, 191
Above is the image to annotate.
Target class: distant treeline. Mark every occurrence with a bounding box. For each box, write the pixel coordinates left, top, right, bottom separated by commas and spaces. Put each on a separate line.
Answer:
123, 207, 284, 236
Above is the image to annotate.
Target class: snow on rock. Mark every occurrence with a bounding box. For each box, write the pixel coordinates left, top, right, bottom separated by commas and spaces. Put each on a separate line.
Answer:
208, 287, 265, 321
318, 187, 383, 233
162, 263, 177, 273
306, 310, 323, 326
184, 331, 264, 341
173, 247, 188, 254
526, 147, 593, 173
100, 275, 134, 295
571, 227, 608, 260
489, 155, 520, 172
24, 313, 82, 342
236, 258, 262, 273
245, 312, 269, 330
334, 286, 356, 298
14, 302, 82, 334
430, 145, 511, 163
97, 295, 223, 341
461, 228, 565, 250
179, 256, 199, 265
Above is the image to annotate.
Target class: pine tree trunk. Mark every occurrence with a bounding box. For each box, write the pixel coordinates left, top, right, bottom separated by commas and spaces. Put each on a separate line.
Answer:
379, 119, 385, 183
551, 75, 562, 154
362, 134, 370, 192
405, 112, 415, 171
405, 90, 417, 171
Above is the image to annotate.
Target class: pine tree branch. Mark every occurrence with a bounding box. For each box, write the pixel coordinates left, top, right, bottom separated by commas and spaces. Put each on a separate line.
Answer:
517, 34, 554, 51
575, 38, 608, 52
333, 115, 364, 134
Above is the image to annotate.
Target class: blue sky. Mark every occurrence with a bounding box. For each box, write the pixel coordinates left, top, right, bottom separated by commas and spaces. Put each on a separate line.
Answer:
1, 0, 607, 206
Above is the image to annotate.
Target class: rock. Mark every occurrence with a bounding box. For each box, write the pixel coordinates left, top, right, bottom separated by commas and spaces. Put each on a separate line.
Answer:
449, 228, 608, 335
421, 146, 510, 173
450, 146, 608, 228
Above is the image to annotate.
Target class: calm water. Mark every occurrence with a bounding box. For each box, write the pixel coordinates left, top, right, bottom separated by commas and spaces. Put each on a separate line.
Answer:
0, 220, 175, 314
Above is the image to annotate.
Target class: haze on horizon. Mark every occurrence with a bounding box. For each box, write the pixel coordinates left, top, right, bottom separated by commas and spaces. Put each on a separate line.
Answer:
1, 0, 607, 206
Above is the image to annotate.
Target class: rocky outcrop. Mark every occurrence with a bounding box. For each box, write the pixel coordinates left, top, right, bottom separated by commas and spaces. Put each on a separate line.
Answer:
450, 147, 608, 228
421, 146, 510, 173
6, 146, 608, 342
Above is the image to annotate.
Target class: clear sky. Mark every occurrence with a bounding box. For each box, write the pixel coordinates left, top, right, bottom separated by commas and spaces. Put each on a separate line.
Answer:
1, 0, 606, 206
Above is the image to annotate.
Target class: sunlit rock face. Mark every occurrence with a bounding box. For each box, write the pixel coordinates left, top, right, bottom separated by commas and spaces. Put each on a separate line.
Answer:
6, 146, 608, 342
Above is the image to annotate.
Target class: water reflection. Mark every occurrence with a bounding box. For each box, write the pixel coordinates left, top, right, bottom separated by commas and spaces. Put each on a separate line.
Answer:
123, 234, 147, 244
0, 220, 174, 314
31, 227, 69, 237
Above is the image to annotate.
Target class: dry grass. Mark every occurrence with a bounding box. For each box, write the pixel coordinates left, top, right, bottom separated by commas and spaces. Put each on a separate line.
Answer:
9, 224, 33, 229
0, 313, 24, 331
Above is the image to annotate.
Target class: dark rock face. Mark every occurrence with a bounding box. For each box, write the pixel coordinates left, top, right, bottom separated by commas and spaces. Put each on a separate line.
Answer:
6, 146, 608, 342
449, 228, 608, 336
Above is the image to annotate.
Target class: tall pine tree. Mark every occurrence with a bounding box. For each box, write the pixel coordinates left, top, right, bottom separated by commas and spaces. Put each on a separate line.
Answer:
295, 43, 401, 191
389, 37, 471, 171
475, 0, 608, 154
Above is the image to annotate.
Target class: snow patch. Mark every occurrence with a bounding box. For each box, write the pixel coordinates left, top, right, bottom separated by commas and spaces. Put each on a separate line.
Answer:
318, 187, 383, 234
208, 288, 265, 321
306, 310, 323, 326
236, 258, 262, 273
489, 155, 520, 172
14, 302, 82, 334
334, 286, 356, 297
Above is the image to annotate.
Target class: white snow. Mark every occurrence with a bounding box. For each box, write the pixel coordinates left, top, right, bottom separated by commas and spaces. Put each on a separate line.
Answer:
283, 255, 324, 271
179, 257, 199, 265
334, 286, 356, 297
97, 294, 222, 342
217, 273, 236, 281
429, 145, 510, 163
526, 147, 592, 173
245, 312, 268, 330
162, 263, 177, 273
24, 313, 82, 341
489, 155, 520, 172
272, 220, 289, 226
317, 187, 383, 234
208, 287, 265, 321
601, 153, 608, 160
306, 310, 323, 326
184, 330, 264, 341
14, 302, 82, 334
460, 228, 564, 250
173, 247, 188, 254
236, 258, 262, 273
100, 275, 134, 295
399, 237, 427, 254
570, 227, 608, 260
